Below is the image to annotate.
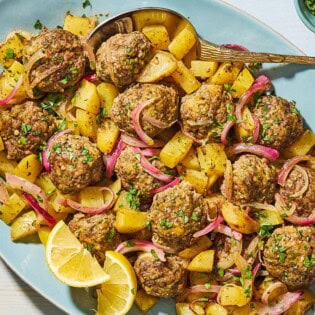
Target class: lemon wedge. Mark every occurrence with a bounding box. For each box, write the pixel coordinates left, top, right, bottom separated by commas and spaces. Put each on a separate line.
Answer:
97, 251, 137, 315
45, 220, 110, 287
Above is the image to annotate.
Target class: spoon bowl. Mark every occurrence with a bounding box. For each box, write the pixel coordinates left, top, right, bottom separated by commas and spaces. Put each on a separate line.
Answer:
88, 7, 315, 65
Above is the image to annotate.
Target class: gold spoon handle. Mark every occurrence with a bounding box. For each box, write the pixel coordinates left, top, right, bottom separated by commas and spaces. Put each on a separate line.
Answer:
199, 39, 315, 65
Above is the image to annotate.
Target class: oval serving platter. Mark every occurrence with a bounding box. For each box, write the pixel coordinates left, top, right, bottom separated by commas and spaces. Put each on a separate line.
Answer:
0, 0, 314, 314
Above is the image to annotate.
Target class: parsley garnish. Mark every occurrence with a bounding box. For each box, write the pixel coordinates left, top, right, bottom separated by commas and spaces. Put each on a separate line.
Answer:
34, 19, 44, 30
82, 0, 92, 9
4, 49, 15, 61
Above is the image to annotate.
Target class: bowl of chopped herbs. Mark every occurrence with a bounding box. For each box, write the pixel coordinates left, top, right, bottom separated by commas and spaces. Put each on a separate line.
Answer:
295, 0, 315, 32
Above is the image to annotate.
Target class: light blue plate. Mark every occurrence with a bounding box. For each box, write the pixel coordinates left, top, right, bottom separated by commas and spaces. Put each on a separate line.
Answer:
0, 0, 314, 314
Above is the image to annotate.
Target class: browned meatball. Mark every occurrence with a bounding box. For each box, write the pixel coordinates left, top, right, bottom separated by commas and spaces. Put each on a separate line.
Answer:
148, 181, 208, 252
279, 166, 315, 218
111, 83, 178, 138
252, 95, 304, 150
68, 212, 121, 265
221, 154, 277, 205
48, 134, 103, 194
180, 83, 233, 143
0, 101, 56, 160
23, 29, 86, 93
96, 32, 152, 88
263, 226, 315, 289
134, 253, 188, 297
115, 146, 165, 198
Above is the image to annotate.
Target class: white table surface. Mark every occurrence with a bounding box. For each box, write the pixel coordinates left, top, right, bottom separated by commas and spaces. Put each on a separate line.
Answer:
1, 1, 315, 314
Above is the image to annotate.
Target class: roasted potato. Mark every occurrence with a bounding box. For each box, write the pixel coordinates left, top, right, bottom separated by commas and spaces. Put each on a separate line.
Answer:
14, 154, 42, 183
63, 14, 96, 37
115, 209, 148, 233
0, 193, 27, 224
231, 67, 255, 98
76, 108, 97, 138
142, 25, 170, 50
209, 62, 243, 85
190, 60, 219, 79
96, 82, 119, 117
135, 289, 159, 313
96, 119, 120, 154
178, 235, 212, 259
187, 250, 215, 272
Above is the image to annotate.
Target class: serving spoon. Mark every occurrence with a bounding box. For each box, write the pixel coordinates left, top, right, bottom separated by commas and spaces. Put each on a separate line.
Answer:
88, 7, 315, 65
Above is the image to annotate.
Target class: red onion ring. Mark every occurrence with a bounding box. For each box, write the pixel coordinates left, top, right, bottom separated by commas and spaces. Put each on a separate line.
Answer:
65, 187, 114, 214
141, 148, 161, 157
189, 297, 214, 315
142, 112, 176, 129
214, 224, 242, 241
104, 138, 126, 178
82, 73, 97, 82
221, 120, 235, 145
120, 134, 165, 148
42, 129, 73, 172
235, 75, 271, 125
252, 263, 261, 277
151, 177, 180, 194
132, 99, 156, 145
0, 75, 23, 106
0, 181, 9, 204
152, 238, 178, 254
115, 240, 166, 262
285, 211, 315, 226
278, 155, 315, 186
254, 291, 303, 315
226, 143, 279, 160
183, 284, 222, 297
261, 281, 288, 305
132, 147, 174, 183
274, 193, 297, 217
221, 44, 249, 51
193, 216, 224, 238
5, 173, 47, 209
251, 113, 260, 143
23, 193, 56, 227
224, 160, 233, 202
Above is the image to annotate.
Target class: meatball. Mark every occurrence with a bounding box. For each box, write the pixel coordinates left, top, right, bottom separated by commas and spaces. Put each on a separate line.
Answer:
180, 83, 233, 143
0, 101, 56, 160
221, 154, 277, 205
23, 29, 85, 93
134, 253, 187, 297
252, 95, 304, 150
279, 166, 315, 218
111, 83, 178, 138
48, 134, 103, 194
148, 181, 208, 252
68, 212, 121, 265
115, 146, 165, 198
96, 31, 152, 88
263, 225, 315, 289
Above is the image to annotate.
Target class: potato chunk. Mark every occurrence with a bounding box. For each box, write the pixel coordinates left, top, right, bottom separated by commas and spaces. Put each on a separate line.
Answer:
176, 303, 205, 315
14, 154, 42, 183
187, 250, 215, 272
160, 131, 193, 168
11, 210, 40, 241
142, 25, 170, 50
168, 28, 196, 60
135, 289, 159, 313
63, 14, 96, 37
96, 119, 120, 154
76, 108, 97, 138
96, 82, 119, 117
190, 60, 219, 78
231, 67, 255, 98
137, 50, 177, 83
181, 148, 200, 170
115, 209, 148, 233
209, 62, 243, 85
183, 169, 209, 194
178, 235, 212, 259
0, 193, 27, 224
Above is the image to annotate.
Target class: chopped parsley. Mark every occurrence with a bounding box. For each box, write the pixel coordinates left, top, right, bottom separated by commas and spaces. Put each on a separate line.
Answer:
191, 211, 199, 221
40, 93, 63, 113
150, 249, 159, 260
34, 19, 44, 30
106, 228, 115, 242
21, 123, 32, 135
18, 136, 27, 145
57, 118, 67, 131
82, 0, 92, 9
258, 222, 273, 237
160, 217, 173, 229
81, 147, 93, 164
125, 240, 135, 247
4, 48, 15, 61
126, 185, 140, 210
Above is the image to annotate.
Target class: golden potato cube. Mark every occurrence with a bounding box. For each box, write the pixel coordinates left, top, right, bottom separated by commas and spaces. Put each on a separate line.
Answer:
0, 32, 25, 68
0, 151, 18, 177
76, 108, 97, 138
284, 289, 315, 315
14, 154, 42, 183
231, 67, 255, 98
258, 209, 284, 226
183, 44, 197, 68
35, 173, 56, 196
79, 186, 106, 208
206, 303, 228, 315
284, 129, 315, 158
187, 249, 215, 272
96, 82, 119, 117
63, 14, 96, 37
176, 302, 205, 315
66, 119, 80, 135
135, 289, 159, 313
207, 174, 219, 191
172, 60, 201, 94
38, 226, 51, 246
96, 119, 120, 154
11, 210, 40, 241
115, 209, 148, 233
1, 61, 27, 104
160, 131, 193, 168
197, 143, 227, 177
114, 190, 139, 211
184, 169, 208, 194
190, 60, 219, 78
142, 25, 170, 50
0, 193, 27, 224
232, 305, 255, 315
73, 79, 100, 114
49, 191, 76, 214
189, 271, 211, 286
181, 148, 200, 170
179, 235, 212, 259
209, 62, 243, 85
218, 285, 249, 307
168, 28, 196, 60
137, 50, 177, 83
0, 137, 4, 151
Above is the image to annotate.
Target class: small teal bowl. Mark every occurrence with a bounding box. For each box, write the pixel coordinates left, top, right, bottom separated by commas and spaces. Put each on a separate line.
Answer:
295, 0, 315, 32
